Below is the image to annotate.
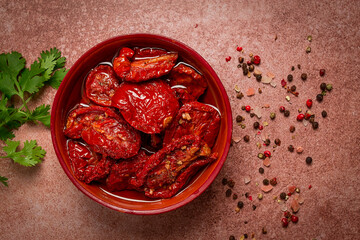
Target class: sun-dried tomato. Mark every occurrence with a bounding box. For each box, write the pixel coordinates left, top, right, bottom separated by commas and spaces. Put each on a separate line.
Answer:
132, 47, 168, 60
64, 105, 141, 159
168, 63, 208, 103
106, 150, 149, 191
85, 65, 120, 106
113, 47, 178, 82
67, 140, 114, 183
111, 79, 179, 134
130, 135, 217, 198
163, 101, 220, 147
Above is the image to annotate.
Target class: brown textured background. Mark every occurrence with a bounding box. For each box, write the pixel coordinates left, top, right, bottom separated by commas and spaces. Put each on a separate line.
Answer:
1, 0, 359, 239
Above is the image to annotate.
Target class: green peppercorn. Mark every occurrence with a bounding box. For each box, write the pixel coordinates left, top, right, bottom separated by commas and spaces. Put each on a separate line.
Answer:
259, 167, 264, 174
290, 125, 295, 132
301, 73, 307, 80
312, 121, 319, 129
306, 156, 313, 165
264, 138, 271, 146
296, 188, 300, 193
316, 94, 323, 102
307, 35, 312, 42
243, 135, 250, 142
222, 178, 228, 185
326, 84, 333, 91
253, 121, 260, 129
270, 112, 276, 120
306, 46, 311, 53
238, 57, 244, 63
263, 179, 269, 185
321, 110, 327, 118
320, 82, 327, 91
249, 64, 254, 72
280, 192, 287, 200
274, 138, 281, 146
226, 188, 232, 197
288, 145, 294, 152
258, 153, 264, 159
241, 124, 246, 129
287, 74, 293, 82
256, 74, 262, 82
290, 85, 296, 92
284, 110, 290, 117
237, 201, 244, 209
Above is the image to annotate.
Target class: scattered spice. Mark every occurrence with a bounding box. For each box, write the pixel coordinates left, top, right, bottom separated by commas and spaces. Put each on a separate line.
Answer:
245, 105, 251, 112
290, 85, 296, 92
252, 205, 257, 210
320, 82, 327, 91
306, 156, 313, 165
226, 56, 231, 62
290, 125, 295, 133
270, 178, 277, 186
261, 185, 273, 193
279, 106, 285, 112
288, 145, 294, 152
316, 94, 323, 102
306, 99, 313, 108
253, 121, 260, 129
321, 110, 327, 118
291, 215, 299, 223
226, 189, 232, 197
281, 218, 289, 228
296, 146, 304, 153
228, 179, 235, 188
229, 236, 236, 240
307, 35, 312, 42
256, 74, 262, 82
280, 192, 287, 200
305, 46, 311, 53
244, 135, 250, 142
237, 201, 244, 209
297, 114, 305, 121
253, 55, 261, 65
264, 138, 270, 146
222, 178, 228, 185
246, 88, 255, 96
312, 121, 319, 129
250, 113, 255, 118
236, 92, 244, 99
263, 157, 271, 167
263, 179, 269, 185
236, 115, 243, 123
319, 69, 325, 76
237, 46, 243, 52
258, 193, 263, 200
274, 138, 281, 146
326, 84, 333, 91
287, 74, 293, 82
270, 112, 276, 120
259, 167, 264, 174
233, 193, 238, 200
301, 73, 307, 80
284, 110, 290, 117
264, 150, 271, 158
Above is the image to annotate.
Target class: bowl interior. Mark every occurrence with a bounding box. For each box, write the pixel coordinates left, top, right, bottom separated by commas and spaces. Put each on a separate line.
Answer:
51, 34, 232, 214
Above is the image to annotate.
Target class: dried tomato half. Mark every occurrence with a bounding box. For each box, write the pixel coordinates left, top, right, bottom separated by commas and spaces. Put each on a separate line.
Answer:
64, 105, 141, 159
111, 79, 179, 134
131, 135, 217, 198
168, 63, 208, 103
85, 65, 120, 106
163, 101, 220, 148
106, 150, 149, 191
67, 140, 114, 183
113, 47, 178, 82
132, 47, 168, 60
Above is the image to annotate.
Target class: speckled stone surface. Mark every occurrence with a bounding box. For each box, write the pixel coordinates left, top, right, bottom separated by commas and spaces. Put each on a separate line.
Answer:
1, 0, 359, 239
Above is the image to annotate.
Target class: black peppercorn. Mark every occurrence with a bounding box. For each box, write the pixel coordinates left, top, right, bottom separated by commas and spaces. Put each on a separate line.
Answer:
233, 193, 238, 200
284, 110, 290, 117
243, 135, 250, 142
259, 167, 264, 174
287, 74, 293, 82
263, 179, 269, 185
256, 74, 262, 82
253, 121, 260, 129
252, 205, 257, 210
226, 189, 232, 197
238, 57, 244, 63
316, 94, 323, 102
322, 110, 327, 118
290, 85, 296, 92
242, 63, 247, 69
306, 156, 313, 165
290, 125, 295, 133
243, 68, 248, 75
222, 178, 228, 185
280, 192, 287, 200
229, 236, 236, 240
297, 64, 301, 69
236, 92, 244, 99
237, 201, 244, 209
249, 65, 254, 72
274, 138, 281, 146
227, 179, 235, 188
301, 73, 307, 80
264, 138, 270, 146
291, 66, 295, 71
288, 145, 294, 152
236, 115, 243, 122
312, 121, 319, 129
241, 105, 246, 110
320, 82, 327, 91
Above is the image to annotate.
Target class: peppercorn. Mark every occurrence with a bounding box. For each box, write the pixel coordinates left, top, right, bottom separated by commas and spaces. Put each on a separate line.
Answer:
270, 112, 276, 120
279, 106, 285, 112
309, 116, 315, 123
229, 236, 235, 240
290, 125, 295, 133
262, 227, 267, 234
287, 74, 293, 82
226, 189, 232, 197
288, 145, 294, 152
270, 178, 277, 186
258, 88, 262, 94
253, 121, 260, 129
237, 201, 244, 209
245, 192, 249, 198
280, 192, 287, 200
291, 215, 299, 223
306, 156, 312, 165
222, 178, 228, 185
248, 64, 254, 72
319, 69, 325, 76
259, 167, 264, 174
258, 193, 263, 200
241, 105, 246, 110
243, 135, 250, 142
326, 84, 333, 91
307, 35, 312, 42
236, 115, 242, 123
233, 193, 238, 200
228, 179, 235, 188
296, 188, 300, 193
258, 153, 264, 159
290, 85, 296, 92
250, 113, 255, 118
263, 179, 269, 185
245, 105, 251, 112
264, 138, 271, 146
238, 57, 244, 63
264, 150, 271, 158
284, 110, 290, 117
274, 138, 281, 146
306, 46, 311, 53
291, 66, 295, 71
322, 110, 327, 118
301, 73, 307, 80
244, 233, 248, 238
297, 64, 301, 69
242, 63, 247, 69
320, 82, 327, 91
243, 68, 248, 75
256, 74, 262, 82
312, 121, 319, 129
316, 94, 323, 102
236, 92, 244, 99
252, 205, 257, 210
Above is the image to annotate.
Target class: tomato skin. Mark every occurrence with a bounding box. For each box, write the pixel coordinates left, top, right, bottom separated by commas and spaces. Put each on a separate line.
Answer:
163, 101, 220, 148
64, 105, 141, 159
113, 47, 134, 79
168, 64, 208, 103
67, 140, 114, 183
132, 47, 168, 60
111, 79, 179, 134
106, 150, 149, 191
130, 135, 217, 198
85, 65, 120, 106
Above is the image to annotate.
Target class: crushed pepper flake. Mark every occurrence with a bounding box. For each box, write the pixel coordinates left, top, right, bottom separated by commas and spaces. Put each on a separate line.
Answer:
288, 186, 296, 193
270, 81, 277, 88
246, 88, 255, 96
261, 75, 272, 84
261, 185, 273, 193
263, 157, 271, 167
267, 72, 275, 79
253, 106, 262, 119
263, 104, 270, 108
291, 199, 300, 213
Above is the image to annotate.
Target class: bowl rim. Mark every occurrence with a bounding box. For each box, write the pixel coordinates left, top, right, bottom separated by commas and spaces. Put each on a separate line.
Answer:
51, 33, 233, 215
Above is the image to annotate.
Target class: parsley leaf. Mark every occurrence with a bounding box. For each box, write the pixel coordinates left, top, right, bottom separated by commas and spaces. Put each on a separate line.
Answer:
47, 68, 68, 89
2, 139, 46, 167
0, 175, 8, 187
28, 104, 51, 127
0, 51, 25, 81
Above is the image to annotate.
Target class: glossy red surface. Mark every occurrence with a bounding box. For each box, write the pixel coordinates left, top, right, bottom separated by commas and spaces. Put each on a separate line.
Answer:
51, 34, 232, 214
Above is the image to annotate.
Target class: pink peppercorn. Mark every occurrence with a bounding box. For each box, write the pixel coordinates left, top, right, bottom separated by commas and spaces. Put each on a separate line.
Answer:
225, 56, 231, 62
319, 69, 325, 76
245, 105, 251, 112
297, 114, 305, 121
264, 150, 271, 158
259, 125, 263, 130
237, 46, 243, 51
279, 106, 285, 112
253, 55, 261, 65
306, 99, 313, 108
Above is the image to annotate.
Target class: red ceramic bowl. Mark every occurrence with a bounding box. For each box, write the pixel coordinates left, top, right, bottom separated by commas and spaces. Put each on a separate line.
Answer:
51, 34, 232, 214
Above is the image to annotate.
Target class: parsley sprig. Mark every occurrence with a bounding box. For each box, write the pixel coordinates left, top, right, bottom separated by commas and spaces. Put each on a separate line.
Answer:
0, 48, 68, 186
